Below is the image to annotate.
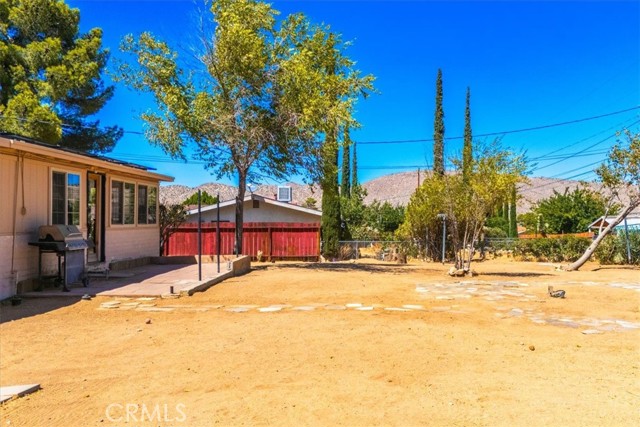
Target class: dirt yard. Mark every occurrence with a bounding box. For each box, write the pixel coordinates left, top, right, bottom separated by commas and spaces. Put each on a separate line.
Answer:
1, 259, 639, 426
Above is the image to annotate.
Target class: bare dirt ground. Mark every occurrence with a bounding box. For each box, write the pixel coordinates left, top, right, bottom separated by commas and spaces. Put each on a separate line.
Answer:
1, 259, 639, 427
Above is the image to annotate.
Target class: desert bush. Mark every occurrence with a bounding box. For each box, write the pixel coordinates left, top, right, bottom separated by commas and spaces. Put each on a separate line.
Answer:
512, 236, 591, 262
595, 232, 640, 265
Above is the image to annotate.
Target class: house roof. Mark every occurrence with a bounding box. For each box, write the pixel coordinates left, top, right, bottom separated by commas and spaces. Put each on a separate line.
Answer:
0, 133, 174, 182
587, 214, 640, 230
186, 193, 321, 216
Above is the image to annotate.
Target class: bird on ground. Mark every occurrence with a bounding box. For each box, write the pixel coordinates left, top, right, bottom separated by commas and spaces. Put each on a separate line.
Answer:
548, 285, 566, 298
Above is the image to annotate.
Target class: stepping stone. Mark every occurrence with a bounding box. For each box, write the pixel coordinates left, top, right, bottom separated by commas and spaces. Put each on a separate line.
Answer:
582, 329, 603, 335
402, 304, 425, 310
136, 297, 156, 301
268, 304, 292, 309
384, 307, 410, 312
225, 307, 249, 313
436, 296, 454, 300
100, 301, 120, 307
135, 307, 174, 312
258, 307, 282, 313
0, 384, 40, 403
346, 303, 363, 308
616, 320, 640, 329
355, 306, 374, 311
137, 303, 156, 308
231, 304, 259, 309
324, 305, 346, 310
291, 306, 316, 311
121, 302, 141, 307
431, 306, 451, 312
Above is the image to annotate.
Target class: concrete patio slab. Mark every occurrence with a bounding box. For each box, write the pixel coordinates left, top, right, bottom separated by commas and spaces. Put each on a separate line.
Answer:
0, 384, 40, 403
18, 256, 251, 298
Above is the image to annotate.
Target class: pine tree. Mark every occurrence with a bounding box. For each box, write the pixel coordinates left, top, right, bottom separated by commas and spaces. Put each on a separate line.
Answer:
0, 0, 122, 151
433, 69, 445, 176
341, 128, 351, 197
462, 87, 473, 183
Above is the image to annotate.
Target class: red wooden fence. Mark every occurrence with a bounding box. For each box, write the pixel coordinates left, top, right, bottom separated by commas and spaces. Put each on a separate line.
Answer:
164, 222, 321, 260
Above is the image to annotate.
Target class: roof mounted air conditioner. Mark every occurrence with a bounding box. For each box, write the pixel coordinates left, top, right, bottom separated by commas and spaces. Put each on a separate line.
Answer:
277, 186, 292, 202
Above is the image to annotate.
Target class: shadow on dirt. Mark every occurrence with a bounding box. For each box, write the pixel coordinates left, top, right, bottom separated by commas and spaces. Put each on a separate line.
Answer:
260, 261, 440, 275
0, 297, 79, 324
481, 272, 553, 278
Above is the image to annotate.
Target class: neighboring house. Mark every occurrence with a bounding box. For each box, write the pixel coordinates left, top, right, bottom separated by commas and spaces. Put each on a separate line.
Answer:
185, 192, 321, 224
0, 133, 173, 299
165, 192, 322, 260
587, 214, 640, 233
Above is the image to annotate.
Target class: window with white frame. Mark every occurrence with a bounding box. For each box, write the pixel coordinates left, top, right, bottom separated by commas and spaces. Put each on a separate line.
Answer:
137, 185, 158, 224
111, 180, 135, 225
52, 171, 80, 225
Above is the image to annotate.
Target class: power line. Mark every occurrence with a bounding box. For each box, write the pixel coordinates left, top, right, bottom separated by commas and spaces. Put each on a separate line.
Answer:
2, 105, 638, 145
356, 106, 640, 145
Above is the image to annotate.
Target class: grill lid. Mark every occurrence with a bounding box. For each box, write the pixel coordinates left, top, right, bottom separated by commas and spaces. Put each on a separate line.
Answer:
38, 225, 83, 242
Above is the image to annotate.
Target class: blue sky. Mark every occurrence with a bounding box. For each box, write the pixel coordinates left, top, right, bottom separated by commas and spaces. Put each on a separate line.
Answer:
68, 0, 640, 188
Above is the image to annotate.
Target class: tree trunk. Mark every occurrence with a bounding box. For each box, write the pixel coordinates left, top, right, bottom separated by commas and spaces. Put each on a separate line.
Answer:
565, 202, 639, 271
235, 171, 247, 255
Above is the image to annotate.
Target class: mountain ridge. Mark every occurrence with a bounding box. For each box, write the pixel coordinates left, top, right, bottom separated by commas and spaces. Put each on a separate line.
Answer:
160, 171, 626, 214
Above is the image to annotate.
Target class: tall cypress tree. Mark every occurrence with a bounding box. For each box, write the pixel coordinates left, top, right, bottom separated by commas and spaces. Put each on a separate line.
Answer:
462, 87, 473, 183
433, 68, 445, 176
320, 34, 342, 259
351, 141, 359, 195
509, 184, 518, 237
341, 128, 351, 197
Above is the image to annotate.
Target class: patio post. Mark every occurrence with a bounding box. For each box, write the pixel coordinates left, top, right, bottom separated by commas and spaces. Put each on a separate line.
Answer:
217, 193, 220, 273
198, 190, 202, 281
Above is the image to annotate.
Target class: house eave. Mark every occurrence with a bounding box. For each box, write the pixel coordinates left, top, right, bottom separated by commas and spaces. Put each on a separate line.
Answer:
0, 134, 174, 182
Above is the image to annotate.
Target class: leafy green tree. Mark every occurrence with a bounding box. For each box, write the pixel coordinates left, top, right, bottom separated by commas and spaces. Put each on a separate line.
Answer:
364, 200, 405, 240
462, 87, 472, 183
183, 191, 218, 206
159, 204, 186, 255
402, 141, 526, 270
531, 186, 613, 234
567, 130, 640, 270
433, 68, 445, 176
116, 0, 372, 255
0, 0, 121, 151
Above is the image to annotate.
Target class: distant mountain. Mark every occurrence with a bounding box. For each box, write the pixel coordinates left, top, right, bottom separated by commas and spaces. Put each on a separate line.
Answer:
160, 171, 631, 214
160, 182, 322, 208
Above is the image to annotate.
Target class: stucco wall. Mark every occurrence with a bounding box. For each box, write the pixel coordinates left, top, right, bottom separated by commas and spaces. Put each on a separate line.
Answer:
0, 148, 165, 299
104, 227, 160, 262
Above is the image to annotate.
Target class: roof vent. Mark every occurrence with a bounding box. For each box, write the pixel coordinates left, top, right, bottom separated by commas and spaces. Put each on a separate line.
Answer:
277, 186, 292, 202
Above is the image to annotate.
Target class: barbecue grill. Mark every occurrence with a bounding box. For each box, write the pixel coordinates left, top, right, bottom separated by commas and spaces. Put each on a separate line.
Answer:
29, 225, 89, 291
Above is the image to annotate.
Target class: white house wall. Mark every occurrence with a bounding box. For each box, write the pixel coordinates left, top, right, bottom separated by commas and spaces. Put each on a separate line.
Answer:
190, 200, 320, 224
0, 154, 79, 298
0, 145, 167, 299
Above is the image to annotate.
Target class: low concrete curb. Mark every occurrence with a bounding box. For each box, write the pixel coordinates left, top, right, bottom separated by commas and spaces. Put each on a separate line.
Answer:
179, 255, 251, 296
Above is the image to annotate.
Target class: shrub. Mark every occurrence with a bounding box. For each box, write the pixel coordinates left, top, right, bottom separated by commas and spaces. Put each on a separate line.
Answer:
595, 232, 640, 265
512, 236, 591, 262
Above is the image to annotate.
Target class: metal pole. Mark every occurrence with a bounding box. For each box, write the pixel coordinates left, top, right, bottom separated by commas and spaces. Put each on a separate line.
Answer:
198, 190, 202, 281
441, 218, 446, 264
216, 193, 221, 273
623, 217, 631, 264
